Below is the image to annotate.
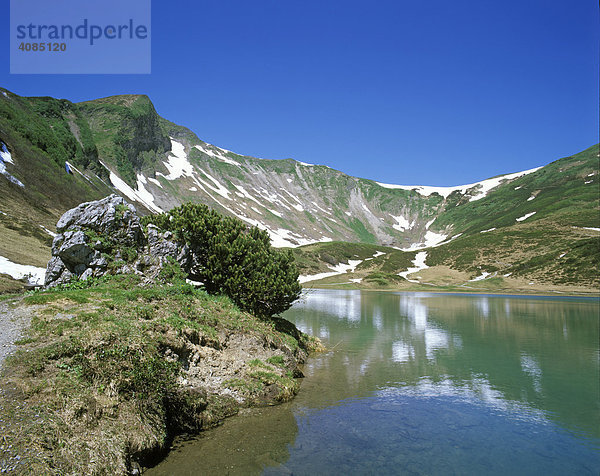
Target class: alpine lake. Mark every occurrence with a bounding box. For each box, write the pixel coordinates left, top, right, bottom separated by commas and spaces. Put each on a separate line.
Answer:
148, 290, 599, 475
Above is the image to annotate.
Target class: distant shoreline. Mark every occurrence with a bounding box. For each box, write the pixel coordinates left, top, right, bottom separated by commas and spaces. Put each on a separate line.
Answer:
302, 283, 600, 299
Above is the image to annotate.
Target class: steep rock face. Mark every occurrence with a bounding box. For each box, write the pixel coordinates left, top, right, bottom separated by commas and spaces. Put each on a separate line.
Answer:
78, 95, 171, 185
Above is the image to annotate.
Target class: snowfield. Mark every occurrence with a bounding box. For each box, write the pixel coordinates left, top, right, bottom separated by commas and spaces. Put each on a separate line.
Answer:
516, 212, 536, 222
160, 139, 194, 180
299, 259, 362, 284
103, 163, 164, 214
469, 271, 495, 282
0, 142, 14, 164
398, 251, 428, 283
0, 255, 46, 285
40, 225, 57, 238
377, 166, 542, 201
0, 141, 24, 187
401, 230, 448, 251
391, 215, 414, 232
194, 144, 240, 166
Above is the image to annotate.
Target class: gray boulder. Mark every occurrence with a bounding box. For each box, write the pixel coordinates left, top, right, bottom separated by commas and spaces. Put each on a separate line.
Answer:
45, 195, 146, 287
58, 231, 93, 266
56, 194, 144, 245
44, 195, 196, 288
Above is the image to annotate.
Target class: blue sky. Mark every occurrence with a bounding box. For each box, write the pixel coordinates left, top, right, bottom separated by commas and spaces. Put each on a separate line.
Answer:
1, 0, 598, 186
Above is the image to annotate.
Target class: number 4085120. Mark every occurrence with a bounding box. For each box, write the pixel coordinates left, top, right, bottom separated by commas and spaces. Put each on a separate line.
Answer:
18, 43, 67, 52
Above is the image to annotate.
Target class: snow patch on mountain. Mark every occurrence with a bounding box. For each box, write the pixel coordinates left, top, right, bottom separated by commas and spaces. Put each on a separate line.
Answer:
470, 272, 492, 282
40, 225, 57, 238
103, 163, 163, 213
267, 208, 283, 218
233, 184, 262, 206
0, 142, 14, 164
402, 231, 448, 251
312, 202, 333, 216
516, 212, 536, 222
377, 166, 542, 201
160, 139, 194, 180
299, 258, 362, 284
282, 189, 305, 211
197, 170, 231, 199
0, 255, 46, 285
268, 228, 331, 248
0, 161, 24, 187
398, 251, 428, 283
194, 144, 240, 166
480, 228, 496, 233
147, 177, 163, 188
135, 174, 164, 212
0, 141, 24, 187
65, 162, 94, 184
214, 200, 331, 248
391, 215, 414, 231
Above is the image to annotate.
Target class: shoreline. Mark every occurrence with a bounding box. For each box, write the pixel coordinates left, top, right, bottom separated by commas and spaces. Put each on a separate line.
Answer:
0, 277, 322, 474
302, 283, 600, 299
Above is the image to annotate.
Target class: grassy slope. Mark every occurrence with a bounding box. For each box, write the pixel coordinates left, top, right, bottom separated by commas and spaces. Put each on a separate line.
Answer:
0, 275, 318, 474
0, 89, 114, 269
434, 145, 599, 235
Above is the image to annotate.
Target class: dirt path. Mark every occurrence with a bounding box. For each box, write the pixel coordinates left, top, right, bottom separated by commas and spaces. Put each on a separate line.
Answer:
0, 298, 32, 369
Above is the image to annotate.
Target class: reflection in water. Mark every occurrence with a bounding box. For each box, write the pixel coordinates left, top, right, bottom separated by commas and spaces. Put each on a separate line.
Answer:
149, 290, 600, 475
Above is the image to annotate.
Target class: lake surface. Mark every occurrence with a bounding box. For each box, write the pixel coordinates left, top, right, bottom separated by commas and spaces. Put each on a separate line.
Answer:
149, 290, 600, 475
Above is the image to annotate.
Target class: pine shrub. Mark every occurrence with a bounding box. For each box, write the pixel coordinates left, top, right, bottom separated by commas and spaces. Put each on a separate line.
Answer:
143, 203, 302, 318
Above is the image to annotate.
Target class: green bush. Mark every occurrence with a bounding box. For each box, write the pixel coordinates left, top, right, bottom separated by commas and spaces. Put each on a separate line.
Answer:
143, 203, 302, 318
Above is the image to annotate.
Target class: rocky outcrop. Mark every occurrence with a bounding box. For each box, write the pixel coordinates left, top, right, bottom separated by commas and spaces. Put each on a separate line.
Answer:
44, 195, 184, 287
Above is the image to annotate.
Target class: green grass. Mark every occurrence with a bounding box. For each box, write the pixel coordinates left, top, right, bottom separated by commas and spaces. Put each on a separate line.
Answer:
2, 275, 318, 474
292, 241, 396, 274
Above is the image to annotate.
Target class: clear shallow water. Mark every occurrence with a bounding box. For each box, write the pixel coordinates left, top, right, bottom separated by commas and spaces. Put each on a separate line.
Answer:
149, 290, 600, 475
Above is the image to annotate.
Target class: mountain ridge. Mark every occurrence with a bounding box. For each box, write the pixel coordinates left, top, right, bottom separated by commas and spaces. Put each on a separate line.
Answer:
0, 87, 598, 292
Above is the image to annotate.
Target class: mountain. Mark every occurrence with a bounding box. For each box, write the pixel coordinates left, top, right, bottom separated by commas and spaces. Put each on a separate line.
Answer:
0, 87, 598, 293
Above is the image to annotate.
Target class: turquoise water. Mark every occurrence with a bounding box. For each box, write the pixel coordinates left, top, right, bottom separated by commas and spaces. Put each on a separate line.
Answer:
149, 290, 600, 475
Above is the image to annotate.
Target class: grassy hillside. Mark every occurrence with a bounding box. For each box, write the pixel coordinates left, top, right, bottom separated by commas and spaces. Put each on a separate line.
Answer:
0, 88, 114, 269
1, 275, 318, 474
434, 145, 599, 235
